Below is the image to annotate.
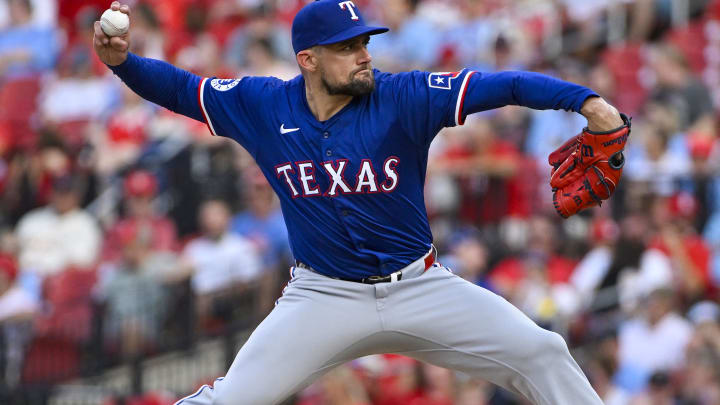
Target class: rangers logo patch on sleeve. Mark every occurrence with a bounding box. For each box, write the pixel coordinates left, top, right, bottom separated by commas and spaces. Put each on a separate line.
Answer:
210, 78, 240, 91
428, 71, 462, 90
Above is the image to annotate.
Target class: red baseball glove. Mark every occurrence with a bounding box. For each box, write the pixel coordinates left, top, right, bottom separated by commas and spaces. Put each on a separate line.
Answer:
548, 113, 631, 218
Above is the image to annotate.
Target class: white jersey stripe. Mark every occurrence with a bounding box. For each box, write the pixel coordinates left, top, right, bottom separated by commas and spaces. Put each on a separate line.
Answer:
454, 71, 476, 126
198, 78, 218, 136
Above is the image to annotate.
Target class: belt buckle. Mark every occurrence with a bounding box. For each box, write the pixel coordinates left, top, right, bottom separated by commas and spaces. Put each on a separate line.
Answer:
364, 272, 403, 284
365, 275, 388, 284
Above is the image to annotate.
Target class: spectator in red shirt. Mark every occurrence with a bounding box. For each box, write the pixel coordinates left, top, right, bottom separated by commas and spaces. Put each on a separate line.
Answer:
417, 363, 455, 405
373, 355, 424, 405
489, 215, 578, 322
650, 193, 713, 302
102, 170, 178, 263
490, 215, 576, 289
95, 87, 155, 175
430, 116, 531, 225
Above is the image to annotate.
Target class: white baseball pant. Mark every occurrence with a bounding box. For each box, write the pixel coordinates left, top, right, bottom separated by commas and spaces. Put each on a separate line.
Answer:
175, 252, 603, 405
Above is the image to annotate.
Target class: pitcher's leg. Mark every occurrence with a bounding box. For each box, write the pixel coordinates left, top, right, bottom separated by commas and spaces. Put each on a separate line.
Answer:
174, 377, 226, 405
175, 269, 382, 405
385, 266, 603, 405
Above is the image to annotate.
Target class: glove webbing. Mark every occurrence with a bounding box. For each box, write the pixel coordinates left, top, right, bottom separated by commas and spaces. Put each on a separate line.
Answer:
587, 165, 611, 205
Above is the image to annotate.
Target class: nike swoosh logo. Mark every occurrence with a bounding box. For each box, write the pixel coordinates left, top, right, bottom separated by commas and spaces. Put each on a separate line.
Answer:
280, 124, 300, 134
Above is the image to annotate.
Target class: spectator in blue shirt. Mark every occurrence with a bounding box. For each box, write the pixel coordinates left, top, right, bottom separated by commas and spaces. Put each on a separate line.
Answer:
231, 168, 290, 273
368, 0, 441, 71
0, 0, 59, 79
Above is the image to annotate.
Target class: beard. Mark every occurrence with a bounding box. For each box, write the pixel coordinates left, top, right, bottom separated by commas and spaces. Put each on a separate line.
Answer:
320, 67, 375, 97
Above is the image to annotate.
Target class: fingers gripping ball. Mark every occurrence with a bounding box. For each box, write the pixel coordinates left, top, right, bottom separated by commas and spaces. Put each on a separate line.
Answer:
549, 113, 631, 218
100, 9, 129, 37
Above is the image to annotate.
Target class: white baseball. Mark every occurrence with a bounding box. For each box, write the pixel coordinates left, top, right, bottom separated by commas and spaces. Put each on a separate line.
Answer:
100, 9, 129, 37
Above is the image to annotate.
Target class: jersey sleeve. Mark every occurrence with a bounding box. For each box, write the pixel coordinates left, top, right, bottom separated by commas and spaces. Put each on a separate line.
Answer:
108, 53, 205, 122
461, 70, 598, 118
390, 69, 477, 147
390, 69, 598, 147
108, 54, 283, 155
198, 76, 281, 155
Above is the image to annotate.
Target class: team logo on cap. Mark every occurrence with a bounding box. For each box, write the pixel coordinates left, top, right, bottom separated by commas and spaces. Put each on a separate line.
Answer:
210, 78, 240, 92
339, 1, 359, 20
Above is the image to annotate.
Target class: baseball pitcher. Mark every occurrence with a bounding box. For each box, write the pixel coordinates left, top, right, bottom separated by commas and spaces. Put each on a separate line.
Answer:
94, 1, 631, 404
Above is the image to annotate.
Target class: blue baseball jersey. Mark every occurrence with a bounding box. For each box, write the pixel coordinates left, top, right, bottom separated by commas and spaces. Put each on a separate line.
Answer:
198, 70, 476, 278
110, 54, 597, 279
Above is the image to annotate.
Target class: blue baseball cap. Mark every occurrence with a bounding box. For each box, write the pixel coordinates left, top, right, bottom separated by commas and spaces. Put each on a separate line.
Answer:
292, 0, 389, 54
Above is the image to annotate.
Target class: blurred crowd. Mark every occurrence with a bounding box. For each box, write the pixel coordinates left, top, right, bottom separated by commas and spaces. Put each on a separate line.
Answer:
1, 0, 720, 404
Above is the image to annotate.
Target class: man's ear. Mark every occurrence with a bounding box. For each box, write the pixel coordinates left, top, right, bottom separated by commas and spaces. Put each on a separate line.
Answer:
297, 48, 319, 72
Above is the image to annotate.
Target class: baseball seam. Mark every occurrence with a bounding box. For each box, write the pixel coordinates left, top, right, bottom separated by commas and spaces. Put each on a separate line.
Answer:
101, 17, 127, 35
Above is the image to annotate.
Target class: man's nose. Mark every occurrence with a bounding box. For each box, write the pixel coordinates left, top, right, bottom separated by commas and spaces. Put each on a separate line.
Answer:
358, 47, 372, 64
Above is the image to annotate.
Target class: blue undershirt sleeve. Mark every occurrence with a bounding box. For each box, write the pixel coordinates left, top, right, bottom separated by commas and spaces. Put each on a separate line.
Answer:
461, 71, 598, 120
108, 52, 204, 122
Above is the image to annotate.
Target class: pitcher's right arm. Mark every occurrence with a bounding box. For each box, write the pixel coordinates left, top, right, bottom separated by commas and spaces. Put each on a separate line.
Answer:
93, 2, 204, 122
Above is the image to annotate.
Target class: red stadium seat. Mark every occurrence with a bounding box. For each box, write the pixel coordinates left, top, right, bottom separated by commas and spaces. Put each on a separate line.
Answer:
601, 43, 648, 116
21, 336, 81, 383
21, 268, 98, 384
0, 76, 42, 151
666, 17, 710, 74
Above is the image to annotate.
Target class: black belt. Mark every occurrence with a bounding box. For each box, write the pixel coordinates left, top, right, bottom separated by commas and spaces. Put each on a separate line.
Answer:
294, 248, 436, 285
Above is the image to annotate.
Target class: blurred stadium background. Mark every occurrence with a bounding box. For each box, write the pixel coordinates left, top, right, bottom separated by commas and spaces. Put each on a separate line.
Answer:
1, 0, 720, 404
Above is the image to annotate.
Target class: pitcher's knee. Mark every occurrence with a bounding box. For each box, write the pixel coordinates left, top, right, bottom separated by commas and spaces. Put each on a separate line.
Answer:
513, 328, 571, 370
538, 330, 570, 357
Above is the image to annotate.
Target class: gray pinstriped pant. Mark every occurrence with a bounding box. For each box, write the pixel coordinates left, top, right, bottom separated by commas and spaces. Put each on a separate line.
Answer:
175, 255, 603, 405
